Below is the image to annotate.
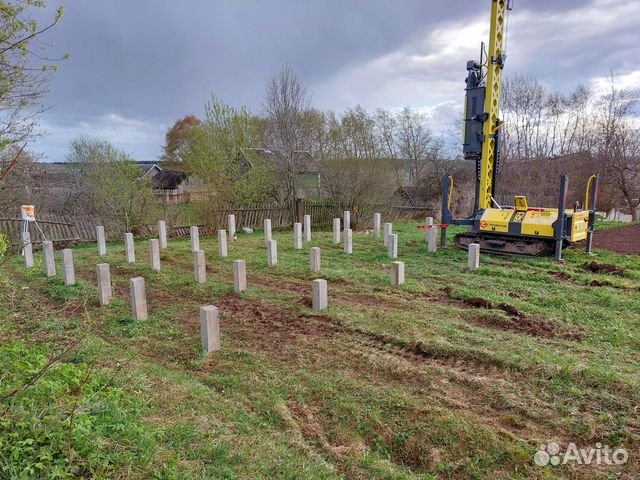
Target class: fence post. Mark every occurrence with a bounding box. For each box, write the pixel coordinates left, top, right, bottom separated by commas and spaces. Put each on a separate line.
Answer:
296, 198, 305, 225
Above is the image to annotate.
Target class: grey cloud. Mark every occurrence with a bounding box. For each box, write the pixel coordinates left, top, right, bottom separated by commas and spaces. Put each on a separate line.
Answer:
29, 0, 639, 161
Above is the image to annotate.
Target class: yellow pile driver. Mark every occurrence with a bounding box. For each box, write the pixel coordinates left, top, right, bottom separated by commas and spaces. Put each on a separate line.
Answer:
441, 0, 599, 259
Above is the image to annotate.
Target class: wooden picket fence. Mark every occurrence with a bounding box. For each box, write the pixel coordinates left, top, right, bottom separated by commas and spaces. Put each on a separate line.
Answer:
0, 214, 83, 246
206, 202, 294, 231
302, 201, 433, 228
0, 200, 434, 246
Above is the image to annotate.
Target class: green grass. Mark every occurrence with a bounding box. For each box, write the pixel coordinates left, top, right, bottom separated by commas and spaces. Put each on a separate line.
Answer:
1, 222, 638, 479
594, 218, 639, 231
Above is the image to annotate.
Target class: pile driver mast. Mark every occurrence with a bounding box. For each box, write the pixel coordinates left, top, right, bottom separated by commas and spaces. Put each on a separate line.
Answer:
441, 0, 599, 259
465, 0, 507, 211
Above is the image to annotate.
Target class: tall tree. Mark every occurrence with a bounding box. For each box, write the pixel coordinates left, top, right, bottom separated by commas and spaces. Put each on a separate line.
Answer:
396, 107, 439, 186
183, 96, 272, 227
160, 114, 201, 166
262, 65, 311, 202
375, 108, 402, 184
317, 106, 396, 215
596, 77, 640, 220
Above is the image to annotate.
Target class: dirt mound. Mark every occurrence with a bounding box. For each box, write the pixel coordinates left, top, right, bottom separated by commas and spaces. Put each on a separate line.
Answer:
583, 261, 625, 276
464, 297, 493, 309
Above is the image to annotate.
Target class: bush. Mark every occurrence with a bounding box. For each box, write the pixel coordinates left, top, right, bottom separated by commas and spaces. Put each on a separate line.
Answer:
0, 342, 156, 479
0, 233, 8, 259
184, 97, 273, 231
67, 137, 159, 235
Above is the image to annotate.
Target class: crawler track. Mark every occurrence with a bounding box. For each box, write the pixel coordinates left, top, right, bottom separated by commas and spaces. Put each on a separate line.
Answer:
454, 232, 556, 256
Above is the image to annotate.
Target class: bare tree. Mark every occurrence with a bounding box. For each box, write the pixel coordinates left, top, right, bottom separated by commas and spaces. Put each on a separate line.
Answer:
375, 108, 403, 185
596, 77, 640, 220
316, 106, 396, 223
396, 107, 443, 187
503, 76, 595, 161
502, 75, 550, 159
0, 145, 36, 213
262, 65, 312, 202
160, 115, 201, 166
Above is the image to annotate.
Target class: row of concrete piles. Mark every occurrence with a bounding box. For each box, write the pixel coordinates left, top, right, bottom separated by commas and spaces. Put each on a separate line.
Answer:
25, 213, 483, 296
20, 213, 482, 355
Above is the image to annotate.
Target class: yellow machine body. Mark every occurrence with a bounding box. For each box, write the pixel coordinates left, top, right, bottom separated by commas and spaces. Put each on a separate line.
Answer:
442, 1, 598, 257
479, 207, 589, 242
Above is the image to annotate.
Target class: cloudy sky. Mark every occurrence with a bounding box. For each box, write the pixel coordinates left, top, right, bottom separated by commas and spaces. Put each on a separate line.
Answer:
31, 0, 640, 162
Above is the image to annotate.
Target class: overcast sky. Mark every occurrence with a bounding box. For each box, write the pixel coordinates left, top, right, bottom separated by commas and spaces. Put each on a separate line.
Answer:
31, 0, 640, 162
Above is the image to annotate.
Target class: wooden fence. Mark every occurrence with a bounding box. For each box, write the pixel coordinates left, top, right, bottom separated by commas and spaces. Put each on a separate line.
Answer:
302, 201, 433, 228
0, 214, 82, 246
0, 200, 434, 246
155, 189, 190, 205
180, 200, 433, 232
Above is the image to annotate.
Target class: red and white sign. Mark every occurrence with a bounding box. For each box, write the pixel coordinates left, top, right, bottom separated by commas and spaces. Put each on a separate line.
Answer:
21, 205, 35, 222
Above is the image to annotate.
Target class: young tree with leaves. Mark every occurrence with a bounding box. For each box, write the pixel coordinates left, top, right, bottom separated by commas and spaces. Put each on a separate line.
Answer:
160, 114, 201, 167
68, 137, 157, 233
183, 96, 272, 227
0, 1, 66, 151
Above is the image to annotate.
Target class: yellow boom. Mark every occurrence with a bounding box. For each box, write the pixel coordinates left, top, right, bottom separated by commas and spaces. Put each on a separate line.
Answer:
479, 0, 508, 210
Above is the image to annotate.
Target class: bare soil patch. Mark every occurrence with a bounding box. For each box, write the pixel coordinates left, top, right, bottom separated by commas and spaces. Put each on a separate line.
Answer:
462, 297, 586, 341
463, 297, 493, 309
213, 295, 335, 349
549, 270, 573, 283
577, 223, 640, 255
583, 261, 625, 276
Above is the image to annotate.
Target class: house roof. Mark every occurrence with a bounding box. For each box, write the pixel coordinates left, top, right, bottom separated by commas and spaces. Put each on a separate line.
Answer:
152, 169, 187, 190
136, 162, 162, 175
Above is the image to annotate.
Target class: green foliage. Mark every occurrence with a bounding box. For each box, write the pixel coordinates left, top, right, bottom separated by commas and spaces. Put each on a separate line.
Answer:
0, 342, 156, 479
160, 114, 201, 166
0, 1, 66, 150
184, 96, 273, 206
1, 224, 638, 478
0, 232, 8, 258
68, 137, 158, 232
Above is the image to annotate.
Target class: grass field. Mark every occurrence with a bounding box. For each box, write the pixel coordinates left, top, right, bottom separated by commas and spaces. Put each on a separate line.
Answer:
1, 222, 639, 479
